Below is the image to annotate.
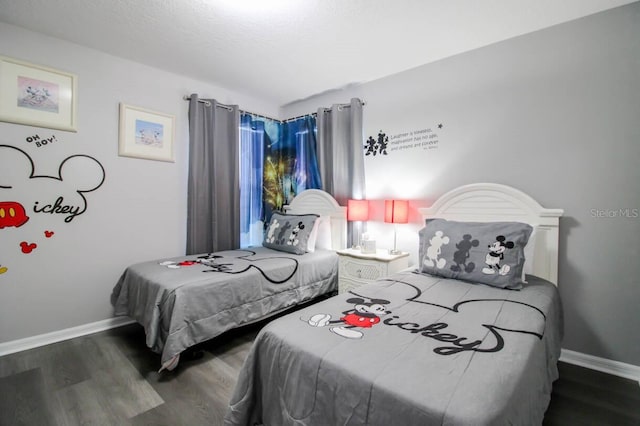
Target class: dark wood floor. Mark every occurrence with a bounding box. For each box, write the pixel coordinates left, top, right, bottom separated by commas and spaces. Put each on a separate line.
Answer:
1, 321, 639, 426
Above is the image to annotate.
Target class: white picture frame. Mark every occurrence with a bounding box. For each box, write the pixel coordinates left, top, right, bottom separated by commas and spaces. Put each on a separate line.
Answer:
0, 55, 77, 132
118, 103, 175, 162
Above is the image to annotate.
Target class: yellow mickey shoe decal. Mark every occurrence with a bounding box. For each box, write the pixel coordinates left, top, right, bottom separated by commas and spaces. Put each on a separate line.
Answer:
0, 266, 7, 274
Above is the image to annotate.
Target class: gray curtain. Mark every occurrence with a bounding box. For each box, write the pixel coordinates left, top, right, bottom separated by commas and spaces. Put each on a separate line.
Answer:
316, 98, 365, 247
186, 94, 240, 254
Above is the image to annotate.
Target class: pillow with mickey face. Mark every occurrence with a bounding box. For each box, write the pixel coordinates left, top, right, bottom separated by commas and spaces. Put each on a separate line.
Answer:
418, 219, 533, 289
263, 212, 319, 255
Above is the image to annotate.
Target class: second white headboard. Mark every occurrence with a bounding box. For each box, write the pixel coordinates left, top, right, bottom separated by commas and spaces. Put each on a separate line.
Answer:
418, 183, 563, 284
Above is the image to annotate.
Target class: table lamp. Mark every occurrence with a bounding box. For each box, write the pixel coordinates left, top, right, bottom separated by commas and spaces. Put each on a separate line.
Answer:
347, 199, 369, 249
384, 199, 408, 254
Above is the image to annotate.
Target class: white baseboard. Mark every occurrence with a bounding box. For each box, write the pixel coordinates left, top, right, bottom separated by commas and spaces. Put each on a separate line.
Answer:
0, 316, 136, 357
561, 348, 640, 385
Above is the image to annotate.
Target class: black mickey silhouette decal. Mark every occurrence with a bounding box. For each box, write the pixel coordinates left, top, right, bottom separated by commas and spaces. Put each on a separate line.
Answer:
0, 144, 105, 224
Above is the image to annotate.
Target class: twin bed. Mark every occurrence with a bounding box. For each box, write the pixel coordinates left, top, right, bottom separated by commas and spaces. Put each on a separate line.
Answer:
112, 183, 564, 425
111, 189, 347, 371
224, 183, 564, 425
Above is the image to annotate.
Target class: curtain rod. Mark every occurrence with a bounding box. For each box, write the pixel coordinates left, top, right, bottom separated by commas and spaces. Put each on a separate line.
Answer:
183, 95, 363, 123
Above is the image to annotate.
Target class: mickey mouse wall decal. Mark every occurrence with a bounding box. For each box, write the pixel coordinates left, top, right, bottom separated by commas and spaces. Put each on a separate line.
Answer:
0, 201, 29, 228
0, 144, 105, 273
0, 144, 105, 224
364, 130, 389, 156
20, 241, 37, 254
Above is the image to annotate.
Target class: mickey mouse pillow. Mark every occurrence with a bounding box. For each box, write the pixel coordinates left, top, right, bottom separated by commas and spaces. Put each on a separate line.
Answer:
263, 212, 319, 255
419, 219, 533, 289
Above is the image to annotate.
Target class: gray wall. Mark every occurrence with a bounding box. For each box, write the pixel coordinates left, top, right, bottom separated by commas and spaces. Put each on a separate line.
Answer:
0, 23, 278, 344
1, 4, 638, 369
283, 3, 640, 366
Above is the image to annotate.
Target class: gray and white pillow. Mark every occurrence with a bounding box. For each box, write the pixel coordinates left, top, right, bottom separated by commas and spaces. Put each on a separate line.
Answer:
263, 212, 319, 255
419, 219, 533, 289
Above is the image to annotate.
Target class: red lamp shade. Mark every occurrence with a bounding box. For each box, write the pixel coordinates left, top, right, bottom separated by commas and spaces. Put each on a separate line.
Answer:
347, 199, 369, 221
384, 200, 409, 224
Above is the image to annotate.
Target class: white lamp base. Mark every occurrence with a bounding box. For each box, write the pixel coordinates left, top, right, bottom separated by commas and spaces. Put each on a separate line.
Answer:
389, 226, 401, 255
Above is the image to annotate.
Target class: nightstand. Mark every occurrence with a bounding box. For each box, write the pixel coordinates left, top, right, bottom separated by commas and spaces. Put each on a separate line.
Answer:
336, 248, 410, 294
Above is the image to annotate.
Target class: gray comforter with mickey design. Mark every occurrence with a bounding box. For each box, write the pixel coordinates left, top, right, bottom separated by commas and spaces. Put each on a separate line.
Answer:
225, 270, 563, 426
111, 247, 338, 370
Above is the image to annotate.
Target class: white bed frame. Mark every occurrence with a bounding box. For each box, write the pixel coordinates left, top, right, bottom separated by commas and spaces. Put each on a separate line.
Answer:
419, 183, 563, 285
284, 189, 347, 251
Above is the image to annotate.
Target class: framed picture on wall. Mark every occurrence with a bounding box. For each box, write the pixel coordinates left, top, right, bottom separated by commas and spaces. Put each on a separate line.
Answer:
0, 55, 78, 132
118, 103, 175, 162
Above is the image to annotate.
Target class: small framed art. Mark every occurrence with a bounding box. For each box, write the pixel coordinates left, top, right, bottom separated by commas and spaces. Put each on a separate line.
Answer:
0, 55, 78, 132
118, 103, 175, 162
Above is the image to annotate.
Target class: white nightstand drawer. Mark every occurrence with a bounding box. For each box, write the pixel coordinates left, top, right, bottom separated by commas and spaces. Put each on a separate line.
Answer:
340, 258, 385, 281
336, 248, 409, 294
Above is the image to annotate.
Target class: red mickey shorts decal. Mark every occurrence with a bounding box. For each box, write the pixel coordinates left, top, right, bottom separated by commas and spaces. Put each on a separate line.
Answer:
0, 201, 29, 229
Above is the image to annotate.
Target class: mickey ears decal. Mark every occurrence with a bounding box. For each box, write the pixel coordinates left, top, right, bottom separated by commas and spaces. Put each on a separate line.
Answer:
0, 144, 105, 191
0, 144, 105, 223
20, 241, 37, 254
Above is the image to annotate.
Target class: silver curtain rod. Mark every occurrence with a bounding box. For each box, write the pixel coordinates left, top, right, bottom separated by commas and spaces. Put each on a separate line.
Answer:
183, 95, 363, 123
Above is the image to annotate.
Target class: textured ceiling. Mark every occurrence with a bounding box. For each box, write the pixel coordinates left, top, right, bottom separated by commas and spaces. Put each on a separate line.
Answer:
0, 0, 635, 107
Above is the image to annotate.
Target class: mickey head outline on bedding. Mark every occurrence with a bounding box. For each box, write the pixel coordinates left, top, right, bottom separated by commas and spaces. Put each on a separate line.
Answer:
303, 275, 547, 356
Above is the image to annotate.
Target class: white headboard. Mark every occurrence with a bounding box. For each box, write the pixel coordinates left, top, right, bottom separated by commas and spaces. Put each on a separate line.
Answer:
418, 183, 563, 285
284, 189, 347, 250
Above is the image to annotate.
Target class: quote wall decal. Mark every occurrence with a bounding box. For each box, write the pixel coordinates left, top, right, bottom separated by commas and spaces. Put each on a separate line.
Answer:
365, 124, 443, 158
